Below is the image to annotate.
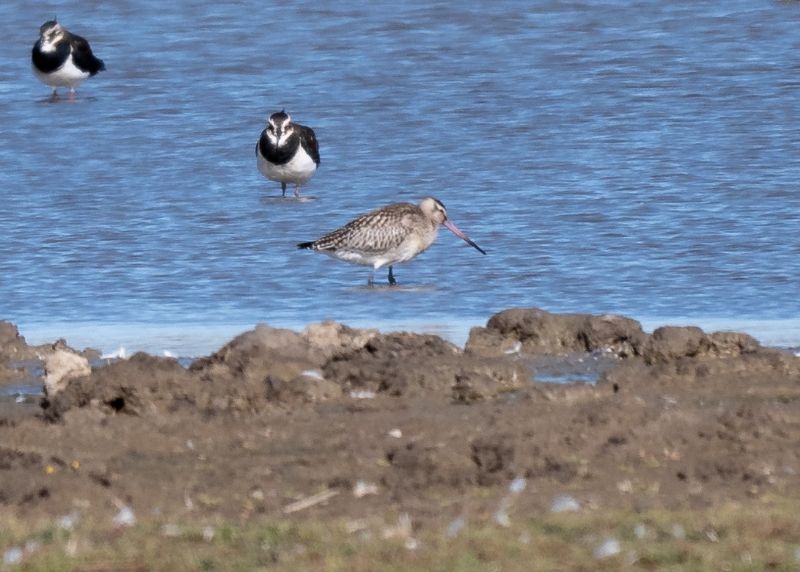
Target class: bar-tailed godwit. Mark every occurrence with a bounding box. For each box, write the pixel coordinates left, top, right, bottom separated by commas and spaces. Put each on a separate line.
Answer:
297, 197, 485, 286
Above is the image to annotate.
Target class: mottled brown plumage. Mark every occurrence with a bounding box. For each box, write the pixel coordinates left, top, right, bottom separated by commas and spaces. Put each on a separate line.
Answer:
298, 197, 485, 286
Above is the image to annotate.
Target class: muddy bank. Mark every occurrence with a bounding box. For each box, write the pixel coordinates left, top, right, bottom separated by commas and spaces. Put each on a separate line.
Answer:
1, 309, 799, 537
0, 321, 99, 389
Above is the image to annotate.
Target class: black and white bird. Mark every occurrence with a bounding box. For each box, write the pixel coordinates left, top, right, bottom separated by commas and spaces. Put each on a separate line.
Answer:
31, 20, 105, 97
256, 110, 320, 198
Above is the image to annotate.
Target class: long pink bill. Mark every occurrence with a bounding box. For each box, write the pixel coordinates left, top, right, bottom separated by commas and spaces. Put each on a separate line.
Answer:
443, 221, 487, 255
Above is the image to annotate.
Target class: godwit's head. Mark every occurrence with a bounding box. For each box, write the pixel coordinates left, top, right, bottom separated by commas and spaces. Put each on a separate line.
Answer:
419, 197, 486, 255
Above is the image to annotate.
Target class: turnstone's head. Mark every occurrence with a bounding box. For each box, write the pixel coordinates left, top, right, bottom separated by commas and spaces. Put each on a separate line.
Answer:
38, 20, 65, 50
266, 110, 294, 147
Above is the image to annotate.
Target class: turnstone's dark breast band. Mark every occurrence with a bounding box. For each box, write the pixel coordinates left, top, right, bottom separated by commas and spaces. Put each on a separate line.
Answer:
256, 110, 320, 198
31, 20, 105, 96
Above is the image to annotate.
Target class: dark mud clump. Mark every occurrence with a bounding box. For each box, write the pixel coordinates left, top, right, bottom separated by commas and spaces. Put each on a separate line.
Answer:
42, 352, 198, 421
322, 332, 527, 398
466, 307, 646, 358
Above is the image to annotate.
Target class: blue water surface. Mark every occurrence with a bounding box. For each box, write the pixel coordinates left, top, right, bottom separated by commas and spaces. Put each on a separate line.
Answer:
0, 1, 798, 354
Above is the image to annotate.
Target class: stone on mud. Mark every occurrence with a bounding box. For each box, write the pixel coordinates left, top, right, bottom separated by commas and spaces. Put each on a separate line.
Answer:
190, 324, 323, 386
451, 365, 524, 403
604, 324, 800, 387
641, 326, 763, 364
641, 326, 709, 364
265, 371, 342, 403
466, 308, 646, 357
0, 321, 32, 362
44, 349, 91, 397
42, 353, 197, 420
0, 323, 97, 363
323, 332, 526, 398
301, 321, 378, 359
40, 324, 389, 420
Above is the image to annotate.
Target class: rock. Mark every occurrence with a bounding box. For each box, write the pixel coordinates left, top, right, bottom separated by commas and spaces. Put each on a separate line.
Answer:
301, 321, 378, 359
452, 362, 525, 402
42, 324, 371, 420
189, 325, 346, 408
0, 321, 29, 362
466, 308, 646, 357
603, 332, 800, 387
0, 324, 98, 391
190, 324, 323, 386
464, 326, 520, 357
707, 331, 762, 356
324, 332, 526, 398
641, 326, 708, 364
641, 326, 766, 365
265, 372, 342, 403
44, 349, 91, 396
42, 352, 198, 420
323, 332, 460, 396
52, 337, 99, 359
580, 314, 646, 357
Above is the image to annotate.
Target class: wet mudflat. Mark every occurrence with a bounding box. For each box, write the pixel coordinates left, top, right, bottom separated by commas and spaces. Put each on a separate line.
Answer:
1, 309, 800, 569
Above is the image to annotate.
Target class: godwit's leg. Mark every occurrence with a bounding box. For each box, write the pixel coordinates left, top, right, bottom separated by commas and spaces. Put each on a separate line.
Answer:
281, 182, 287, 197
293, 184, 301, 198
68, 87, 77, 102
367, 271, 375, 288
388, 266, 397, 286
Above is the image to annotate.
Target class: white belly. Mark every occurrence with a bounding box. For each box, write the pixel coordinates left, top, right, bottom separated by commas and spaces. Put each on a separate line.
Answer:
257, 145, 318, 185
33, 55, 90, 88
321, 232, 436, 269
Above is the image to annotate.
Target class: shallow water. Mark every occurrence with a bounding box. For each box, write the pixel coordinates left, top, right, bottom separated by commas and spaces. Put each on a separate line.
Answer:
1, 1, 798, 354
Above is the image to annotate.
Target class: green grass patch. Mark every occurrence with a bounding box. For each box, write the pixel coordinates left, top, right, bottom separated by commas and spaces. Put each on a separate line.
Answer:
3, 499, 800, 571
